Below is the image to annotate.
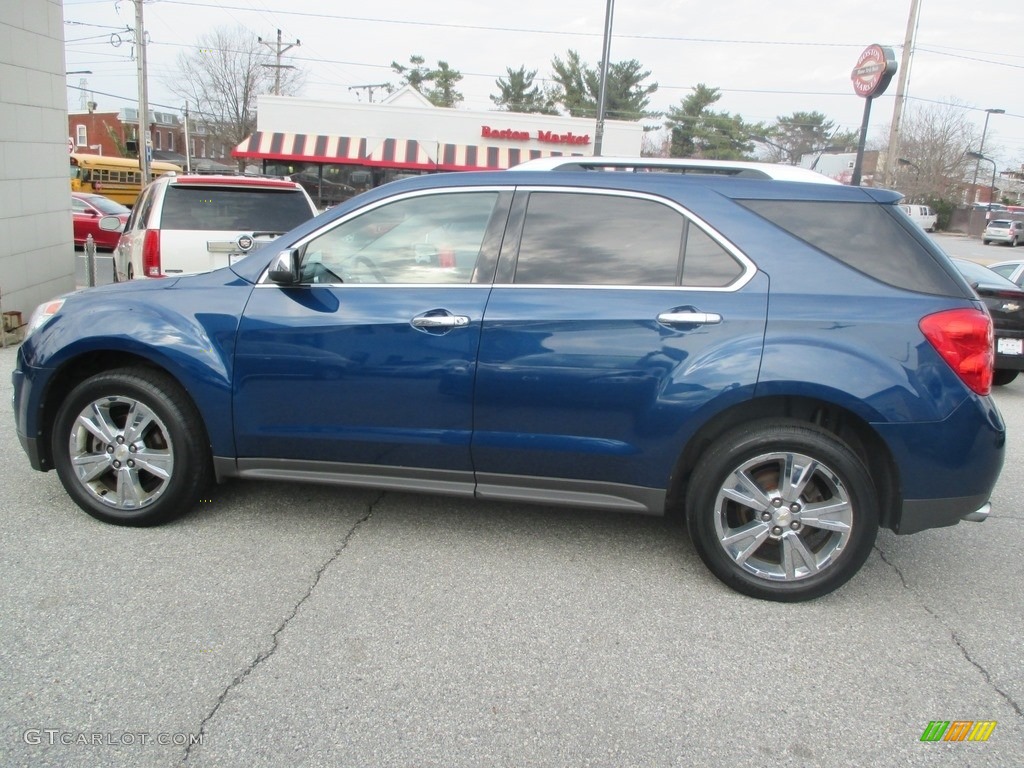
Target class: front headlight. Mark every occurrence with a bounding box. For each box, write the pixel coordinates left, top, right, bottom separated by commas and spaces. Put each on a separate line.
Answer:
25, 298, 65, 338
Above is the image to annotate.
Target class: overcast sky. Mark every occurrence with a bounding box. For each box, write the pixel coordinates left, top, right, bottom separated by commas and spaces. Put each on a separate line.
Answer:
63, 0, 1024, 163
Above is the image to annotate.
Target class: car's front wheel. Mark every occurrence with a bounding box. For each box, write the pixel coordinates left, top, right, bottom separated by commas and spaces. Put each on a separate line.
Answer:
52, 368, 212, 526
686, 420, 878, 601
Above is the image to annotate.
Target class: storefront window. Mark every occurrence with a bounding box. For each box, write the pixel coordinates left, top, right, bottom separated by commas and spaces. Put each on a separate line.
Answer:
262, 161, 427, 209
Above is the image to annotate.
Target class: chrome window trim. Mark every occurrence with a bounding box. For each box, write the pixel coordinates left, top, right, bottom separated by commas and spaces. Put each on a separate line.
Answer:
256, 184, 756, 293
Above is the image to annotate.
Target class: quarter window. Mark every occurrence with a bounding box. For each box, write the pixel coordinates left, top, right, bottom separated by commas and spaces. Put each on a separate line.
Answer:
298, 192, 501, 285
739, 199, 961, 295
681, 225, 744, 287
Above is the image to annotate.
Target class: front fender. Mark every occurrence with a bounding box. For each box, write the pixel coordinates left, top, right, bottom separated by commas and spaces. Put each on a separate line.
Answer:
19, 274, 253, 460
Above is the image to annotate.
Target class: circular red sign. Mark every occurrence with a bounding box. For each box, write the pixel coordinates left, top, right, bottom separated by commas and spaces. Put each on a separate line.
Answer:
851, 45, 895, 98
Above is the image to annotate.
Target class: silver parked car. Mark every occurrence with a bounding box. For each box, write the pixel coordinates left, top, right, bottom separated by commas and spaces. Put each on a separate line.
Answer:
982, 219, 1024, 247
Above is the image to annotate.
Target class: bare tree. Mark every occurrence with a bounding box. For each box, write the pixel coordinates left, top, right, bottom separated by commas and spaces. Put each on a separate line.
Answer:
888, 100, 979, 204
166, 26, 305, 170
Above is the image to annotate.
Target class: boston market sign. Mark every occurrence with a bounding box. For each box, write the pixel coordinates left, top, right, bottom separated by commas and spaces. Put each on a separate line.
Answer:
850, 44, 897, 98
481, 125, 591, 146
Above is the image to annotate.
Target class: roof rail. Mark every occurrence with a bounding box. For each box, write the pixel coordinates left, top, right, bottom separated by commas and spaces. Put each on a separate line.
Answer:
511, 156, 840, 184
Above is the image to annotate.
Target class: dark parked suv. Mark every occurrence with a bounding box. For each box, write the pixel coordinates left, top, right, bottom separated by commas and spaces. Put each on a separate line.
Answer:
13, 161, 1004, 601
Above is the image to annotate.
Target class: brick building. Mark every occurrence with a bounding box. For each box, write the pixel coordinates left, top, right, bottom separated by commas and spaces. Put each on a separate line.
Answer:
67, 107, 233, 169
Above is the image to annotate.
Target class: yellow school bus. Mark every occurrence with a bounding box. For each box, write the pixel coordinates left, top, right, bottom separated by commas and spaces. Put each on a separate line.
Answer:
70, 153, 182, 207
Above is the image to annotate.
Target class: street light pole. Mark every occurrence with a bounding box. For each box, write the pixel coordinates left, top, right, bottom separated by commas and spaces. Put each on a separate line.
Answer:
967, 151, 997, 212
970, 108, 1004, 203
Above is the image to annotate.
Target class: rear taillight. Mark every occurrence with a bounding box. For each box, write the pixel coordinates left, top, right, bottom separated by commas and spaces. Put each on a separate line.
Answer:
919, 308, 993, 395
142, 229, 162, 277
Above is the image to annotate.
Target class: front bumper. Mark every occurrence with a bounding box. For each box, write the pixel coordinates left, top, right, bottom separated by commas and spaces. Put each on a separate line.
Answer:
12, 363, 50, 472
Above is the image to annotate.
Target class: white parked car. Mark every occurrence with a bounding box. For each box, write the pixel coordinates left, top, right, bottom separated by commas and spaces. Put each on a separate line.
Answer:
114, 174, 317, 279
899, 204, 937, 232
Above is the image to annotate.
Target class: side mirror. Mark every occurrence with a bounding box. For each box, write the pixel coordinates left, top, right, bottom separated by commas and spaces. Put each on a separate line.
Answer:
98, 215, 124, 233
267, 248, 300, 285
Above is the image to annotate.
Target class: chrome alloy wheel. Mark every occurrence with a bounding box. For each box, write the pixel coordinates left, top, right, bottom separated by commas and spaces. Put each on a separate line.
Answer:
68, 395, 175, 510
713, 451, 854, 582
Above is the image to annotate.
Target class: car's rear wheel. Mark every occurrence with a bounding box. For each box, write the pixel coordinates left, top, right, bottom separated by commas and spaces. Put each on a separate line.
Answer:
686, 420, 878, 601
993, 369, 1018, 386
52, 368, 211, 526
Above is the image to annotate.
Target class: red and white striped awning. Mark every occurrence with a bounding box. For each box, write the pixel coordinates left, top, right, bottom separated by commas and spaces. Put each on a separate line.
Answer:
233, 131, 577, 171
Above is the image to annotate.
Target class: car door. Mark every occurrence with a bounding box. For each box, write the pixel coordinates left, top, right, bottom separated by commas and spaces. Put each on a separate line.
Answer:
232, 188, 511, 489
471, 188, 769, 511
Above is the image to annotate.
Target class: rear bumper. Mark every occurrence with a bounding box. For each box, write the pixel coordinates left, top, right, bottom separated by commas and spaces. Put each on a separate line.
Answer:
896, 496, 991, 534
876, 394, 1005, 534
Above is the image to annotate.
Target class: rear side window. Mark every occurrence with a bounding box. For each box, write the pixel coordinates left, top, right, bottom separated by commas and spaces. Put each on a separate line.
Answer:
513, 192, 682, 285
159, 186, 313, 232
126, 185, 156, 232
739, 199, 960, 295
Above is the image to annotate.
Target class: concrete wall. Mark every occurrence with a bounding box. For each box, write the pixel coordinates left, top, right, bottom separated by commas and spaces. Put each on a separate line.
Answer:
0, 0, 74, 325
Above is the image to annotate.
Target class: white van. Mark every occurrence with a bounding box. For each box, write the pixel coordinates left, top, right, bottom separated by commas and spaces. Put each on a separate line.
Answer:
115, 174, 317, 279
899, 204, 937, 232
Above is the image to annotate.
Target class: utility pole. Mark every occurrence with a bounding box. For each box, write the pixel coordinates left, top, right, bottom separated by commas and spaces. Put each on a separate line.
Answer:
183, 103, 192, 174
348, 84, 390, 103
885, 0, 922, 187
593, 0, 615, 157
259, 29, 300, 96
134, 0, 150, 181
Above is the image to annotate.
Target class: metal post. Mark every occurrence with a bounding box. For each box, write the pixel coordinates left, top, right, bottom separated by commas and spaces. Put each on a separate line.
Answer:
85, 234, 97, 287
851, 97, 873, 186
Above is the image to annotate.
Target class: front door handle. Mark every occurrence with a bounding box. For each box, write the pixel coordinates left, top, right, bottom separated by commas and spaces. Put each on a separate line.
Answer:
657, 310, 722, 326
411, 311, 471, 331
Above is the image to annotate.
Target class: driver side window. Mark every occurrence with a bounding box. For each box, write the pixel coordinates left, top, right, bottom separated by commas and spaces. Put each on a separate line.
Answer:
299, 191, 500, 285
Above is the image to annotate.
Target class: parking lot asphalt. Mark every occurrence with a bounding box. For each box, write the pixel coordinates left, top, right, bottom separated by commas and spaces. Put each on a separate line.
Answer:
1, 330, 1022, 766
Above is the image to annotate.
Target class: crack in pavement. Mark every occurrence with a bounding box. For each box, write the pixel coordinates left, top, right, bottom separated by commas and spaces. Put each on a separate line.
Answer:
874, 544, 1023, 718
181, 492, 384, 764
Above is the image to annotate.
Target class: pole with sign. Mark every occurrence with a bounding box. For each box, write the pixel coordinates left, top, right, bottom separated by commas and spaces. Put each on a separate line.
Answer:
849, 44, 896, 186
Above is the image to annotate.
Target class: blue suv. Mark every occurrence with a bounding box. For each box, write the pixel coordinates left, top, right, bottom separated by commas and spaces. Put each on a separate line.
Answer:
12, 164, 1005, 601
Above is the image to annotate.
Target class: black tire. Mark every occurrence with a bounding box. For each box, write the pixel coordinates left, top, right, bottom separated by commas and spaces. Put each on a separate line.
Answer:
685, 419, 879, 602
983, 240, 990, 246
992, 369, 1018, 386
51, 368, 212, 526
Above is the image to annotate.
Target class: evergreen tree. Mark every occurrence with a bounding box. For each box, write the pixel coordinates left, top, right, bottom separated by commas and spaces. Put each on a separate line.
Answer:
549, 49, 657, 121
491, 66, 558, 114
